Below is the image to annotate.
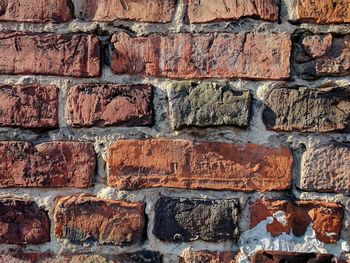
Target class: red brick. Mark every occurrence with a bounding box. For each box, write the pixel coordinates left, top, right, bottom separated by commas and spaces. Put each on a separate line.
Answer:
0, 32, 100, 77
301, 143, 350, 194
188, 0, 279, 23
294, 32, 350, 78
296, 0, 350, 24
111, 32, 291, 80
0, 197, 50, 244
108, 139, 293, 191
0, 0, 73, 23
0, 84, 58, 128
252, 251, 337, 263
180, 250, 236, 263
0, 251, 161, 263
76, 0, 176, 22
54, 195, 145, 245
66, 84, 153, 127
0, 141, 95, 188
251, 200, 343, 243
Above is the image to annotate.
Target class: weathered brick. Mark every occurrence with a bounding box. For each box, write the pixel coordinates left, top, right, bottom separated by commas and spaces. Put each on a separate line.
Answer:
168, 82, 251, 129
66, 84, 153, 127
0, 0, 73, 23
75, 0, 176, 22
153, 197, 239, 242
180, 250, 236, 263
54, 195, 145, 245
294, 32, 350, 79
251, 200, 343, 243
262, 86, 350, 132
252, 251, 337, 263
301, 143, 350, 194
0, 32, 100, 77
113, 251, 162, 263
108, 139, 293, 191
296, 0, 350, 24
188, 0, 279, 23
0, 251, 161, 263
0, 197, 50, 244
111, 32, 291, 80
0, 141, 95, 188
0, 84, 59, 128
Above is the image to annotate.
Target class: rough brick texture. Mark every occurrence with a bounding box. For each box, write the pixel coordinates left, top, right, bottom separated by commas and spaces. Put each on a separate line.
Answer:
262, 86, 350, 132
153, 197, 239, 242
168, 82, 251, 129
66, 84, 153, 127
251, 200, 343, 243
0, 84, 58, 128
0, 0, 73, 23
0, 197, 50, 244
301, 143, 350, 194
0, 251, 161, 263
180, 250, 236, 263
54, 195, 145, 245
296, 0, 350, 24
75, 0, 176, 22
111, 32, 291, 80
108, 139, 293, 191
0, 141, 95, 188
0, 32, 100, 77
252, 251, 337, 263
294, 32, 350, 79
1, 0, 350, 260
188, 0, 279, 23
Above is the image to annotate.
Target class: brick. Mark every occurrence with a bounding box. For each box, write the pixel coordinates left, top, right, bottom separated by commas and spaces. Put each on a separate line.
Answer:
180, 250, 236, 263
54, 195, 145, 245
296, 0, 350, 24
0, 254, 106, 263
0, 141, 95, 188
153, 197, 239, 242
300, 143, 350, 194
262, 86, 350, 132
294, 32, 350, 79
113, 251, 162, 263
0, 0, 73, 23
108, 139, 293, 191
251, 200, 343, 243
0, 251, 161, 263
75, 0, 176, 22
66, 84, 153, 127
0, 197, 50, 244
188, 0, 279, 23
252, 251, 337, 263
0, 32, 100, 77
0, 84, 58, 128
168, 82, 251, 129
111, 32, 291, 80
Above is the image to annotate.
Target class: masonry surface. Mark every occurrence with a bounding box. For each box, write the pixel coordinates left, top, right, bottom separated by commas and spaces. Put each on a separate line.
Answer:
0, 0, 349, 263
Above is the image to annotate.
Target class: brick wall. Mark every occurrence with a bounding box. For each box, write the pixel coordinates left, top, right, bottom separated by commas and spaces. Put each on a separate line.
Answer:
0, 0, 349, 262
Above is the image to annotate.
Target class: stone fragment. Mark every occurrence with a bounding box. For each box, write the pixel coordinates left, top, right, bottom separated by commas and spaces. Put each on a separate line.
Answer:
262, 86, 350, 132
168, 82, 251, 129
153, 197, 239, 242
